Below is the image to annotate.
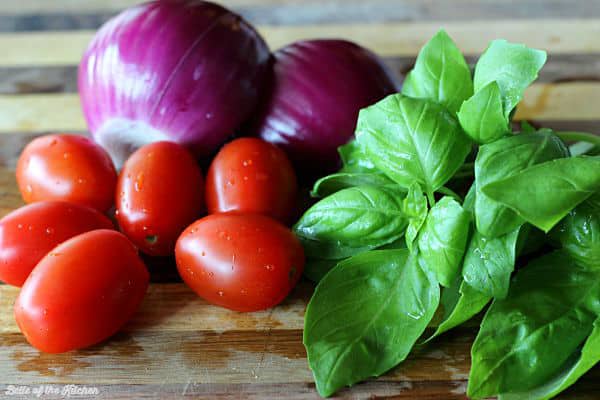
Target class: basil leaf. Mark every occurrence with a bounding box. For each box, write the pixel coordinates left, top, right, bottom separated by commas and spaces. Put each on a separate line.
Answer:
304, 249, 439, 397
475, 131, 569, 237
462, 227, 521, 299
311, 171, 398, 198
458, 81, 509, 144
474, 40, 546, 118
304, 238, 408, 283
356, 94, 472, 194
417, 196, 470, 287
402, 29, 473, 113
403, 182, 428, 250
520, 120, 537, 133
294, 186, 408, 259
551, 192, 600, 268
499, 317, 600, 400
468, 250, 600, 398
337, 139, 376, 173
424, 278, 491, 342
481, 156, 600, 232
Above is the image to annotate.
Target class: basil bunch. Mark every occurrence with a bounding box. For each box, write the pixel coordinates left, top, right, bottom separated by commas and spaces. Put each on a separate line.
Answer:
295, 30, 600, 398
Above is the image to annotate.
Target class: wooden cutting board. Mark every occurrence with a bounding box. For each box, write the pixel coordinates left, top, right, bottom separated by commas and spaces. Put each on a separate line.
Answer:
0, 1, 599, 398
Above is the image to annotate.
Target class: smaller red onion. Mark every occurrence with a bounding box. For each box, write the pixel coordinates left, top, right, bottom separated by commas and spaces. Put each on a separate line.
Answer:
249, 39, 399, 177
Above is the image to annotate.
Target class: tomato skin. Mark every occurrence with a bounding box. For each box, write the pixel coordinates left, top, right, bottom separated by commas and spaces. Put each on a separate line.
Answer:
16, 134, 117, 212
116, 141, 204, 256
176, 213, 304, 312
206, 138, 298, 223
14, 229, 149, 353
0, 201, 114, 287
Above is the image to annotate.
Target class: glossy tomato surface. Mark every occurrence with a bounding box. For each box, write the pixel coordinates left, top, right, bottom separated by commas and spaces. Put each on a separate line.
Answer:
0, 201, 114, 287
14, 229, 149, 353
116, 141, 204, 256
176, 213, 304, 312
16, 134, 117, 212
206, 138, 297, 223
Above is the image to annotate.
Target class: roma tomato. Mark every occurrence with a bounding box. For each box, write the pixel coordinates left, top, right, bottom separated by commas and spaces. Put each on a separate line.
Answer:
176, 213, 304, 312
116, 141, 204, 256
205, 138, 298, 223
0, 201, 114, 287
16, 134, 117, 212
14, 230, 149, 353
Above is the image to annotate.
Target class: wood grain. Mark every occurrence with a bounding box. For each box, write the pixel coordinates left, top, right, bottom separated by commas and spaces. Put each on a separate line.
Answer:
1, 19, 600, 67
2, 0, 600, 31
0, 1, 599, 399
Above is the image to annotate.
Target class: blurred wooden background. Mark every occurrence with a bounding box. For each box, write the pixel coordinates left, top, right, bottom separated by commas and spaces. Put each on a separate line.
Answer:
0, 1, 599, 399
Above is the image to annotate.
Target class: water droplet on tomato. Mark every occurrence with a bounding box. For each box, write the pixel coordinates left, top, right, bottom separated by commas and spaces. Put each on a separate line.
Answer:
208, 272, 214, 278
135, 172, 144, 191
242, 159, 253, 167
218, 291, 224, 297
77, 178, 86, 184
17, 224, 23, 229
265, 264, 274, 271
63, 152, 70, 159
25, 184, 33, 194
45, 227, 54, 235
243, 176, 248, 181
227, 179, 235, 187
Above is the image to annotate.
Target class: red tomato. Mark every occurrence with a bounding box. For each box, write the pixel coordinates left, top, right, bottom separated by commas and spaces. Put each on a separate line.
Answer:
16, 134, 117, 212
205, 138, 298, 223
0, 201, 114, 287
175, 212, 304, 312
14, 230, 149, 353
116, 141, 204, 256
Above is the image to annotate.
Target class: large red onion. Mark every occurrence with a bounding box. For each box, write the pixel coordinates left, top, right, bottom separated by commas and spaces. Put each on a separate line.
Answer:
249, 39, 398, 176
79, 0, 269, 167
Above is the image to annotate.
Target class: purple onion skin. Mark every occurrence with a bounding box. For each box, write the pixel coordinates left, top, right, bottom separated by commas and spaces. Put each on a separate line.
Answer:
249, 39, 398, 177
79, 0, 270, 167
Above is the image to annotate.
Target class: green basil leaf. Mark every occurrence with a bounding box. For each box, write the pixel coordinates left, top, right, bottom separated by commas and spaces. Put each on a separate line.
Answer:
474, 40, 547, 118
520, 120, 537, 133
468, 250, 600, 399
417, 196, 471, 287
311, 171, 398, 198
458, 81, 509, 144
356, 94, 472, 193
337, 139, 376, 173
425, 278, 491, 342
550, 192, 600, 268
403, 182, 428, 250
475, 131, 569, 237
462, 227, 521, 299
294, 186, 408, 259
463, 183, 477, 213
304, 249, 439, 397
304, 238, 408, 283
401, 29, 473, 113
499, 317, 600, 400
481, 156, 600, 232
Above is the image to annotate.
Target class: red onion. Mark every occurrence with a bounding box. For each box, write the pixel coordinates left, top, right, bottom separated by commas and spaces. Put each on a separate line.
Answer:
79, 0, 269, 167
249, 39, 398, 176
